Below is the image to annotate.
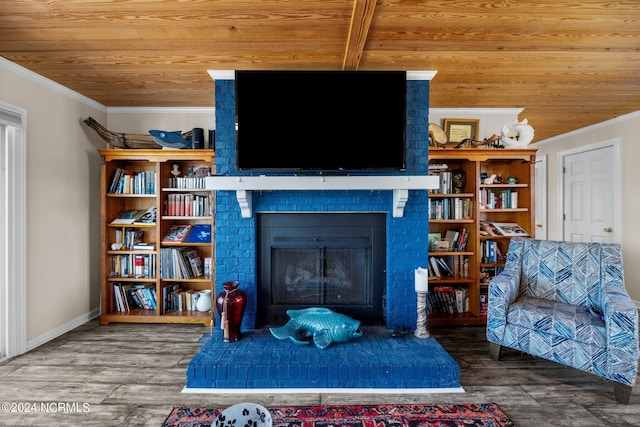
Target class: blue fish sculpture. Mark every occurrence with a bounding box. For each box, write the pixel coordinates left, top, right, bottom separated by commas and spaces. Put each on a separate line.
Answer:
269, 307, 363, 349
148, 130, 192, 149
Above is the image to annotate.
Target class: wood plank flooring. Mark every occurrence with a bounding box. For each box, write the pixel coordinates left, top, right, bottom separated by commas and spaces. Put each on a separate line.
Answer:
0, 320, 638, 426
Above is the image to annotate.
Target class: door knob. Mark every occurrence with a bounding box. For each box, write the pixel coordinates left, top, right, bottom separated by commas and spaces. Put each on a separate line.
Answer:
536, 223, 542, 227
603, 227, 612, 233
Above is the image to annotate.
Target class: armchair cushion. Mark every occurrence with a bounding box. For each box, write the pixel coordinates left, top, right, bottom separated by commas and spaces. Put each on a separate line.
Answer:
507, 295, 607, 347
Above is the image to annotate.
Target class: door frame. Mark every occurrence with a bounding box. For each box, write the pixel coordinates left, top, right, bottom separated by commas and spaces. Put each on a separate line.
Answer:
0, 102, 27, 363
534, 154, 547, 239
556, 138, 622, 243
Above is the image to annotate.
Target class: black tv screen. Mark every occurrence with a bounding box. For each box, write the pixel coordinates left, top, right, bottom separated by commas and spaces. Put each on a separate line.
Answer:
235, 70, 407, 172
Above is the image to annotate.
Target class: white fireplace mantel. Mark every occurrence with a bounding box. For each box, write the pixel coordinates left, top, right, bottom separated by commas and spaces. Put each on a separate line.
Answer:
205, 175, 439, 218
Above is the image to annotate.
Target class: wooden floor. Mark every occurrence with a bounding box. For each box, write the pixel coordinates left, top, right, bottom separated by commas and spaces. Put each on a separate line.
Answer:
0, 320, 638, 426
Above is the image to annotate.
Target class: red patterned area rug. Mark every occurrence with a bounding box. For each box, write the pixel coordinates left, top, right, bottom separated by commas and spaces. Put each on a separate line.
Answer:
162, 403, 515, 427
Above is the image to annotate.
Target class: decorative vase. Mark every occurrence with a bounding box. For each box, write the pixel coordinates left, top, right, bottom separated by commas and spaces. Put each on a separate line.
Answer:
451, 169, 466, 193
216, 281, 247, 342
196, 289, 212, 312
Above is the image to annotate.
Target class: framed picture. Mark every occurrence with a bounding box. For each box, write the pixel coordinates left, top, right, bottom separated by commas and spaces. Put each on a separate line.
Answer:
490, 222, 529, 237
443, 119, 479, 144
428, 233, 441, 251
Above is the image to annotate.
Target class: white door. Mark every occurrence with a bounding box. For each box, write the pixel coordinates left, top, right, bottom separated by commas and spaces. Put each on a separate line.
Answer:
562, 143, 618, 243
534, 155, 547, 239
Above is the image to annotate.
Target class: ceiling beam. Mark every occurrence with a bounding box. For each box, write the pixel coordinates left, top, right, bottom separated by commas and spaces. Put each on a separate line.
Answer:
342, 0, 377, 70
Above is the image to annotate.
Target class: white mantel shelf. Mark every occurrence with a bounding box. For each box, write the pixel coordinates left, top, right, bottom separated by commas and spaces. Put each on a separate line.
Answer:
205, 175, 439, 218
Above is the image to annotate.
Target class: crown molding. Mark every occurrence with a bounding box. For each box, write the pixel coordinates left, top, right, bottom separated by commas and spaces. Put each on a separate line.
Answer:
429, 107, 524, 116
106, 107, 215, 114
0, 57, 105, 111
532, 110, 640, 146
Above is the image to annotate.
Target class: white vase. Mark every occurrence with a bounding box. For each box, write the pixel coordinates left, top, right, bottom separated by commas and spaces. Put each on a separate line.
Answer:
196, 290, 212, 312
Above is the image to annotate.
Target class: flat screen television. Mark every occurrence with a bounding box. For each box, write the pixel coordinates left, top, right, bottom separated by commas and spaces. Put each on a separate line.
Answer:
235, 70, 407, 172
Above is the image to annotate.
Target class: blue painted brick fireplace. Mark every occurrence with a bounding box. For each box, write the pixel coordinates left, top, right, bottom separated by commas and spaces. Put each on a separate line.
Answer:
213, 78, 431, 331
185, 75, 463, 391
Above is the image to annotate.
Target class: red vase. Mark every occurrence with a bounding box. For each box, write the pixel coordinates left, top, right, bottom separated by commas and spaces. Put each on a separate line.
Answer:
215, 281, 247, 342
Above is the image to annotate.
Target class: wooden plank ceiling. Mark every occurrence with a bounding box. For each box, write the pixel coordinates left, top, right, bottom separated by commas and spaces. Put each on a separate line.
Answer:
1, 0, 639, 142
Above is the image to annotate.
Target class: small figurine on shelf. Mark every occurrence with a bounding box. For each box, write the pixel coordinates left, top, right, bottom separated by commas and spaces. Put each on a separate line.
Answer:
171, 164, 180, 177
483, 174, 497, 184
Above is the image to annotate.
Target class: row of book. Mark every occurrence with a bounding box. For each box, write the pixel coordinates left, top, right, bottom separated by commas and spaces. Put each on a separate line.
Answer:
111, 253, 156, 278
159, 247, 205, 279
428, 255, 469, 278
165, 193, 212, 217
427, 166, 453, 194
480, 288, 489, 316
113, 283, 157, 312
167, 166, 212, 189
481, 240, 505, 264
428, 286, 469, 314
162, 283, 204, 313
115, 228, 144, 250
429, 197, 473, 220
479, 189, 519, 209
108, 168, 156, 195
445, 228, 470, 252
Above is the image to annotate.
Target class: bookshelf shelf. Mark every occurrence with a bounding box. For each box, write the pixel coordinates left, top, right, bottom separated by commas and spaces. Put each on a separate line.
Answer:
98, 149, 215, 326
161, 216, 212, 220
107, 193, 157, 198
479, 208, 529, 213
428, 148, 537, 327
429, 219, 475, 224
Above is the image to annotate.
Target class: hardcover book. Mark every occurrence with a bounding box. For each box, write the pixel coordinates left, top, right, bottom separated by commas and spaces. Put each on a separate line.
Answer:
110, 209, 147, 225
161, 224, 193, 243
183, 224, 212, 244
491, 222, 529, 237
184, 248, 204, 277
133, 206, 157, 224
131, 243, 154, 251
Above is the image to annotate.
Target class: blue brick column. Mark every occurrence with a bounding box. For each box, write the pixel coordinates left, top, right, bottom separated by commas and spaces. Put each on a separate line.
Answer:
385, 79, 430, 328
213, 78, 430, 331
214, 80, 258, 330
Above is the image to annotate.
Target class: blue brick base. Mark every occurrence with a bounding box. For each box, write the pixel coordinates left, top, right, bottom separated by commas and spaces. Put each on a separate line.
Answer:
186, 328, 460, 390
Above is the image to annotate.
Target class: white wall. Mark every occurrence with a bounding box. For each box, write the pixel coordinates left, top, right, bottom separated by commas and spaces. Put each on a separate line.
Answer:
107, 108, 214, 143
0, 59, 105, 343
533, 111, 640, 302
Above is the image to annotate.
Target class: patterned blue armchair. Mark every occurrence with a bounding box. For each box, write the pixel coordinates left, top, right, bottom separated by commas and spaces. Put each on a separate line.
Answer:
487, 238, 639, 403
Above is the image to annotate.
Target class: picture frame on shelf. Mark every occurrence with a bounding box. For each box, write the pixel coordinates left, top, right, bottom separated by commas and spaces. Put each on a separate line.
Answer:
443, 119, 479, 144
428, 233, 441, 251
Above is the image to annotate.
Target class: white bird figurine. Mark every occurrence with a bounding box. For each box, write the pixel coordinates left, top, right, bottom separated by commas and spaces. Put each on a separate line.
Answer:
500, 119, 534, 147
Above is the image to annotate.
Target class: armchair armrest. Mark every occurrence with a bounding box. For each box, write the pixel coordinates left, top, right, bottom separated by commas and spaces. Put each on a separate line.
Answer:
602, 285, 639, 386
602, 285, 639, 353
486, 270, 521, 343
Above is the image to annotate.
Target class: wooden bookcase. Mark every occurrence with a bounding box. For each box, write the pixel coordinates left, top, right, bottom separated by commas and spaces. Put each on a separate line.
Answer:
98, 149, 215, 326
427, 148, 537, 326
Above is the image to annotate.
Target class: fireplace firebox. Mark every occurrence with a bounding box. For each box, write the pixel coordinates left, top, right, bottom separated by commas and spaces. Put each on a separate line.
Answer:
258, 213, 386, 327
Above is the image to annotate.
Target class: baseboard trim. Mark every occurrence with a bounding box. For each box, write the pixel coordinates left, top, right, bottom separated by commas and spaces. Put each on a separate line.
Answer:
26, 308, 100, 352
